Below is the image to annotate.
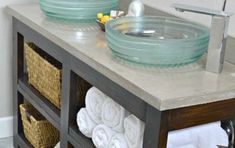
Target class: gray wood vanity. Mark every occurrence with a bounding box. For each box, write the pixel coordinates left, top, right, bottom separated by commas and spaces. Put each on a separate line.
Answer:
7, 3, 235, 148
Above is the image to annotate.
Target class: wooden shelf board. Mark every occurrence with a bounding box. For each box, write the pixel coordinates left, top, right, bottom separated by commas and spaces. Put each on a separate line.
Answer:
68, 126, 95, 148
15, 133, 33, 148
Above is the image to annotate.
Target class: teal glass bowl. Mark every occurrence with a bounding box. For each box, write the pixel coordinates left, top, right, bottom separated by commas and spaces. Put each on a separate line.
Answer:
105, 16, 210, 67
40, 0, 119, 22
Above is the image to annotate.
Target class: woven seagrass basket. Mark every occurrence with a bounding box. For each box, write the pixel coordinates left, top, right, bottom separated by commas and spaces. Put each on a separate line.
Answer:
24, 43, 61, 109
20, 104, 59, 148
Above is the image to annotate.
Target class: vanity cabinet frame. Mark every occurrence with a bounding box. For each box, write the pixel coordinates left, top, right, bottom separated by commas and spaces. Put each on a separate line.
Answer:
12, 17, 235, 148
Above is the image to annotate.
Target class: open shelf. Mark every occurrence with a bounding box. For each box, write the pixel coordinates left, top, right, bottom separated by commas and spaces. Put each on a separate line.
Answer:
15, 133, 33, 148
67, 72, 94, 148
68, 125, 95, 148
18, 74, 60, 130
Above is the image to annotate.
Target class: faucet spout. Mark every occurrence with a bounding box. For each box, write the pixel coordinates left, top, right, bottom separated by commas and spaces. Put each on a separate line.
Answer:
172, 3, 233, 73
172, 4, 233, 17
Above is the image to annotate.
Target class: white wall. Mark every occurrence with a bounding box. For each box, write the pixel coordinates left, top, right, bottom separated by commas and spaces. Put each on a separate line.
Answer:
0, 0, 36, 118
142, 0, 235, 37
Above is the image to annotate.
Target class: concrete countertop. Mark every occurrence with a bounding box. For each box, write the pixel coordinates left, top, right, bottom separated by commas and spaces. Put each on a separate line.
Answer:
6, 3, 235, 111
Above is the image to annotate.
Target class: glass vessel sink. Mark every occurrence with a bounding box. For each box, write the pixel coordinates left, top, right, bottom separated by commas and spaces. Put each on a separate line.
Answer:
105, 16, 210, 67
40, 0, 119, 22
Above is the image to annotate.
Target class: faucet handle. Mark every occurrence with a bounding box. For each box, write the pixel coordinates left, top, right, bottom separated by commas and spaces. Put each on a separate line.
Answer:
172, 3, 233, 17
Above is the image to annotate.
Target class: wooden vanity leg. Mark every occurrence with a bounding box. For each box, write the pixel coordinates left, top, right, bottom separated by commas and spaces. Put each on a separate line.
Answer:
13, 18, 24, 147
143, 105, 169, 148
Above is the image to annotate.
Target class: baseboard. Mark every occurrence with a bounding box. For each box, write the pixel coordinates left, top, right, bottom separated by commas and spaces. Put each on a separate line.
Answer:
0, 116, 13, 138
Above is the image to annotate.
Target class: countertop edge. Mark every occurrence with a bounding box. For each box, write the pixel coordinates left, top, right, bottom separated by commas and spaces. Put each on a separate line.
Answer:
160, 89, 235, 110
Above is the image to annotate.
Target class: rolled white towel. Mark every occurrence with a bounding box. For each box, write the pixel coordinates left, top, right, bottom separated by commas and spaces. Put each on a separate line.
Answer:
108, 133, 129, 148
85, 87, 108, 124
92, 124, 115, 148
54, 142, 60, 148
76, 108, 97, 138
124, 114, 145, 148
102, 99, 129, 132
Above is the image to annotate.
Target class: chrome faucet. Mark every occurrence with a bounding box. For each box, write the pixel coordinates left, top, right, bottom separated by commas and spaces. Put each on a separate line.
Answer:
172, 2, 233, 73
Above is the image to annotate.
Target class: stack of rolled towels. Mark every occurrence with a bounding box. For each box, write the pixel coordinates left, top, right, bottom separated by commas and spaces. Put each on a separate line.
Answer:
76, 87, 144, 148
77, 87, 229, 148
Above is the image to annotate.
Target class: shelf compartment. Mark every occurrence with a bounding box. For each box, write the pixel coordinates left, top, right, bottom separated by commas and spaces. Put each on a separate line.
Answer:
24, 43, 62, 109
68, 126, 95, 148
15, 133, 33, 148
68, 71, 92, 126
18, 74, 60, 130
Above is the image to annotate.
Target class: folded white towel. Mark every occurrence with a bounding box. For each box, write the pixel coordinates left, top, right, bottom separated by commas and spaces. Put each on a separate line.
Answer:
76, 108, 97, 138
167, 128, 198, 147
167, 122, 228, 148
196, 122, 228, 148
102, 99, 129, 132
108, 133, 129, 148
92, 124, 115, 148
174, 144, 198, 148
124, 114, 145, 148
85, 87, 108, 124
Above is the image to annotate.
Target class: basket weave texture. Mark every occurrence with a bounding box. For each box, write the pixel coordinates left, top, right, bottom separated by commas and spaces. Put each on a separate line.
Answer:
20, 104, 59, 148
25, 43, 61, 109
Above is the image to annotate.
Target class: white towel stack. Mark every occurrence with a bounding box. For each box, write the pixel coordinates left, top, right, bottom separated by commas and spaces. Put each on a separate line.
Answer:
77, 87, 229, 148
76, 87, 139, 148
